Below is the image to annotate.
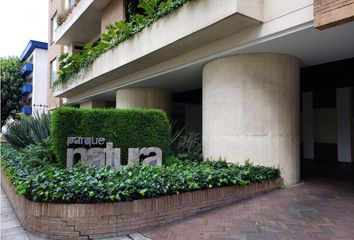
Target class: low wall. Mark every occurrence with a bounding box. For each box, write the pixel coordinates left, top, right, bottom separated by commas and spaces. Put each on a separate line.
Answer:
1, 171, 282, 240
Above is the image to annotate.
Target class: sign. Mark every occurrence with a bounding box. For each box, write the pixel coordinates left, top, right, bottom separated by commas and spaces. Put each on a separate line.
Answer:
66, 137, 162, 169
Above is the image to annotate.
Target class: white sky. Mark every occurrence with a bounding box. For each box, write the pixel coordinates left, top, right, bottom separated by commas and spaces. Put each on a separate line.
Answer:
0, 0, 48, 58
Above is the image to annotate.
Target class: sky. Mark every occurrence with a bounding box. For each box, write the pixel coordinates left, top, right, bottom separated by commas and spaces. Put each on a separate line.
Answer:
0, 0, 48, 58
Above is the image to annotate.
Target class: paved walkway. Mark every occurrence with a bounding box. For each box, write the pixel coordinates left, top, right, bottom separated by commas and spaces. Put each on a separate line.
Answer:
1, 187, 34, 240
143, 163, 354, 240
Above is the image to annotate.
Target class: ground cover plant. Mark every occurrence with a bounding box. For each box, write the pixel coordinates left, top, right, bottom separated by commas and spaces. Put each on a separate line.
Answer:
55, 0, 194, 86
1, 144, 280, 203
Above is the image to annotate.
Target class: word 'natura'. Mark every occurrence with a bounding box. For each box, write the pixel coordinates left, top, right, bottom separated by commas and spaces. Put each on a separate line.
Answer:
66, 137, 162, 169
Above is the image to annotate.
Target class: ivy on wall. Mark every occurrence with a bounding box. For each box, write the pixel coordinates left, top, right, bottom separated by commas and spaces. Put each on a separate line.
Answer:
56, 0, 193, 87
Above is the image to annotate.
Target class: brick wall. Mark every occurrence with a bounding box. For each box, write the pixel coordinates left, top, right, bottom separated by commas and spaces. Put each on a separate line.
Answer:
314, 0, 354, 29
1, 171, 282, 240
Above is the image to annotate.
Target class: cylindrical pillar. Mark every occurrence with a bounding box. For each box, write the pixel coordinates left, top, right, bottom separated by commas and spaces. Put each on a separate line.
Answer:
203, 53, 300, 185
116, 87, 172, 118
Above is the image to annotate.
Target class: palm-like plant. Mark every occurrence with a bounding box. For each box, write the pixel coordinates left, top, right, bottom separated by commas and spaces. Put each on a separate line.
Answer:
3, 112, 51, 149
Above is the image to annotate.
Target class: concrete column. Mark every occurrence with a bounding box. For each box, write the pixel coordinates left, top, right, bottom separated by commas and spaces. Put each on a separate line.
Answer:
336, 87, 353, 163
80, 100, 106, 109
302, 92, 314, 159
116, 88, 172, 118
203, 53, 300, 185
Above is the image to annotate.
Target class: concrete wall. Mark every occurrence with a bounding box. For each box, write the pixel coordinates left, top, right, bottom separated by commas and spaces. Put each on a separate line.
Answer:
80, 100, 106, 109
56, 0, 314, 103
101, 0, 125, 33
116, 88, 172, 118
203, 53, 300, 185
32, 48, 48, 114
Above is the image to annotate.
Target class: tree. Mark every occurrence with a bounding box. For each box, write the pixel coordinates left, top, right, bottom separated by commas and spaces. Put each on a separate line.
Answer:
0, 56, 24, 126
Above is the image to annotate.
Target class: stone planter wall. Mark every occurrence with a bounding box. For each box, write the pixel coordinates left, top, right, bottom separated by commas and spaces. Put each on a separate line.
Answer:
1, 171, 282, 240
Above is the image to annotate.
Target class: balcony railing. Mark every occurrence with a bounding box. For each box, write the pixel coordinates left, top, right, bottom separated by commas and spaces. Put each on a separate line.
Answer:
21, 106, 32, 115
21, 84, 32, 95
20, 63, 33, 77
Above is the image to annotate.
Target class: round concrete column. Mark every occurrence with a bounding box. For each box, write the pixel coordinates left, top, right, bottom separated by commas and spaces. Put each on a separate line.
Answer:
203, 54, 300, 185
116, 88, 172, 117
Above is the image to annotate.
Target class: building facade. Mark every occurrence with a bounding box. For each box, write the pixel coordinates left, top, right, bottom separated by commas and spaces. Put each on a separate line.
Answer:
19, 40, 49, 115
49, 0, 354, 185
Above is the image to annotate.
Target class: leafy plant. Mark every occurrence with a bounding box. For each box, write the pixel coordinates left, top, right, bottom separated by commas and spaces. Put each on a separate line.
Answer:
20, 137, 56, 166
173, 131, 203, 162
1, 145, 281, 203
55, 0, 193, 86
3, 113, 51, 149
0, 56, 25, 126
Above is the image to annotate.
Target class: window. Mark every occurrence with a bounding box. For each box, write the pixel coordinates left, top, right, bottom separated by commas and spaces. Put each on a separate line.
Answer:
50, 58, 57, 87
51, 12, 58, 44
65, 0, 76, 9
68, 0, 76, 6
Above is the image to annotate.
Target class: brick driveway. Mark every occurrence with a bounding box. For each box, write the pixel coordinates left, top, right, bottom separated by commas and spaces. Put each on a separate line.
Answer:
143, 163, 354, 240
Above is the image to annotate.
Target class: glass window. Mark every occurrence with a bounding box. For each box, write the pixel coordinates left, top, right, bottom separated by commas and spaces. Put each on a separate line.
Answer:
69, 0, 76, 6
50, 58, 57, 87
51, 12, 58, 44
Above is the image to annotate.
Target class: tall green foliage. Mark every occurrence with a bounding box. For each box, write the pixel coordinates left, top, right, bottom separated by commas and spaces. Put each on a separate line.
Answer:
0, 57, 24, 126
3, 113, 51, 149
51, 107, 172, 166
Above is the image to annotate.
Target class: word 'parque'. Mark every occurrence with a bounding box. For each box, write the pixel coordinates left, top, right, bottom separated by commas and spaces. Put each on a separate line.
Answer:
66, 137, 162, 169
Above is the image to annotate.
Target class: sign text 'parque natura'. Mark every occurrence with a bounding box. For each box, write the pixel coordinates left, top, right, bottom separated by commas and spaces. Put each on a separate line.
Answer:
66, 137, 162, 169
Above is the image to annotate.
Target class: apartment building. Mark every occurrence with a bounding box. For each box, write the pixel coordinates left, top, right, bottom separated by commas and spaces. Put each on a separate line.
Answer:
49, 0, 354, 185
19, 40, 48, 115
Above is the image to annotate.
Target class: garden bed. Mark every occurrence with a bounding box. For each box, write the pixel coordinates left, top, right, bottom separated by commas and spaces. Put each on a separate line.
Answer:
1, 110, 282, 239
1, 170, 282, 240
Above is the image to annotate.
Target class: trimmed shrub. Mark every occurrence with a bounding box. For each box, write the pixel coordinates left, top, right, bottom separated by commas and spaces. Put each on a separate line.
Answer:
51, 107, 171, 166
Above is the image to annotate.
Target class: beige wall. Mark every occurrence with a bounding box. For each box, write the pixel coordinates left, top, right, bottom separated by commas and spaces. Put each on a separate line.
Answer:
116, 88, 172, 118
48, 0, 65, 110
101, 0, 125, 33
314, 0, 354, 29
203, 53, 300, 185
80, 100, 107, 109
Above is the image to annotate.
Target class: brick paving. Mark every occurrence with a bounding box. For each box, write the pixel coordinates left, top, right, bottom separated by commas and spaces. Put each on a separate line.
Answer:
143, 162, 354, 240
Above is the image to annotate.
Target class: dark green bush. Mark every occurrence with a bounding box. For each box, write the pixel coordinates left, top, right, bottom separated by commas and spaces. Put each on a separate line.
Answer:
1, 145, 281, 203
173, 131, 203, 162
3, 113, 51, 149
50, 107, 171, 166
20, 137, 56, 166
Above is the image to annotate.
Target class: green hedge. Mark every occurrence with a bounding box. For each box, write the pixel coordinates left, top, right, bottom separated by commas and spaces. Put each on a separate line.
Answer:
51, 107, 171, 166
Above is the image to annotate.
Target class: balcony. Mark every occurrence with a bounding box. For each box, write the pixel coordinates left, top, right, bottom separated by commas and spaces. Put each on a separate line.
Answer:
20, 63, 33, 77
21, 106, 32, 115
55, 0, 263, 98
55, 0, 111, 45
21, 84, 32, 95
